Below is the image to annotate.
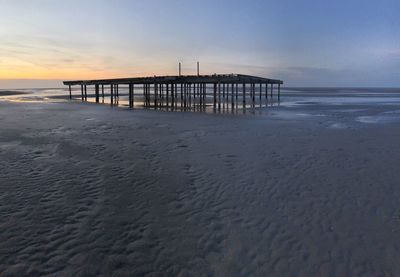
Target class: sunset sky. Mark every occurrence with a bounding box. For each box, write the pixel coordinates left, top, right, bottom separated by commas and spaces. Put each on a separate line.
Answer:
1, 0, 399, 88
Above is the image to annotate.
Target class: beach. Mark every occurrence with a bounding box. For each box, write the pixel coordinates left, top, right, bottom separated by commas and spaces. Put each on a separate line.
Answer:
1, 89, 400, 276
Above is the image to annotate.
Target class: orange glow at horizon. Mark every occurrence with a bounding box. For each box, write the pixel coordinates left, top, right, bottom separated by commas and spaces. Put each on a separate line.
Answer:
0, 67, 176, 80
0, 55, 181, 80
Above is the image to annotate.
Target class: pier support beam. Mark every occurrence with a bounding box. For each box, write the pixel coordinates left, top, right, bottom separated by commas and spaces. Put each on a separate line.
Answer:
213, 83, 217, 108
231, 83, 234, 108
252, 83, 255, 107
128, 83, 133, 108
271, 83, 273, 99
166, 84, 169, 107
95, 84, 99, 103
171, 83, 174, 107
116, 84, 119, 103
218, 82, 221, 110
102, 84, 104, 102
203, 84, 206, 105
110, 84, 114, 105
154, 83, 158, 107
242, 83, 246, 108
278, 83, 281, 102
84, 85, 87, 101
69, 85, 72, 99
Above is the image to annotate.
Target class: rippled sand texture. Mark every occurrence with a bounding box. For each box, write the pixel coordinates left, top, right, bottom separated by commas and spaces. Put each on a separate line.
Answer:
1, 101, 400, 276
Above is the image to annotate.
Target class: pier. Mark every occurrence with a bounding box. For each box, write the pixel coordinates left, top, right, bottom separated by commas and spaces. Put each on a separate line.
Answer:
63, 74, 283, 111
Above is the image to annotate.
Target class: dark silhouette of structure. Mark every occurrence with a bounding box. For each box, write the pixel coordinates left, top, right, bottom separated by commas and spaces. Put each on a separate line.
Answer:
63, 74, 283, 110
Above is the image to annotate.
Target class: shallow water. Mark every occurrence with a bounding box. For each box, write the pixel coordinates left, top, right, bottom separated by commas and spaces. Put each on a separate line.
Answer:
1, 87, 400, 126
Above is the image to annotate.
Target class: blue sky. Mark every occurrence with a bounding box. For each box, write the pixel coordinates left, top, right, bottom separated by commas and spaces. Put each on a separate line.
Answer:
0, 0, 399, 87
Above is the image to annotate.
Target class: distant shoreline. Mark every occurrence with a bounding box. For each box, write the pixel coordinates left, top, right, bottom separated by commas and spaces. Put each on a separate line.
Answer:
0, 90, 31, 96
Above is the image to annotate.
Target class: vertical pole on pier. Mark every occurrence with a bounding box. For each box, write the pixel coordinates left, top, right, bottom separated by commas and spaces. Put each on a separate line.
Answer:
95, 84, 99, 103
110, 84, 114, 105
80, 85, 84, 101
159, 83, 163, 107
183, 83, 185, 108
203, 83, 206, 106
278, 83, 281, 102
160, 83, 163, 107
250, 83, 253, 107
213, 83, 217, 108
201, 84, 207, 106
218, 82, 221, 110
175, 84, 178, 108
112, 84, 117, 104
231, 83, 234, 109
189, 83, 192, 108
147, 84, 149, 107
171, 83, 174, 107
203, 84, 206, 106
128, 83, 132, 108
116, 84, 119, 102
116, 84, 118, 103
236, 84, 238, 101
84, 85, 87, 101
197, 62, 200, 76
271, 83, 273, 98
235, 83, 238, 108
183, 83, 186, 108
179, 63, 182, 76
166, 84, 169, 107
132, 84, 135, 108
242, 83, 246, 108
187, 83, 190, 108
180, 83, 183, 107
102, 84, 104, 102
154, 83, 158, 107
199, 84, 202, 106
158, 83, 160, 102
143, 84, 147, 107
252, 83, 255, 108
143, 84, 145, 106
69, 85, 72, 99
128, 83, 131, 108
145, 84, 147, 106
112, 84, 114, 103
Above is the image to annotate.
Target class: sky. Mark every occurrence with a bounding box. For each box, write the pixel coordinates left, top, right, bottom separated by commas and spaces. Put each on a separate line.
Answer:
0, 0, 399, 88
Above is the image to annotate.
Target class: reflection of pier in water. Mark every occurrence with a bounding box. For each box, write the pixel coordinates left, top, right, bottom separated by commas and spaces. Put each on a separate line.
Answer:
63, 74, 283, 113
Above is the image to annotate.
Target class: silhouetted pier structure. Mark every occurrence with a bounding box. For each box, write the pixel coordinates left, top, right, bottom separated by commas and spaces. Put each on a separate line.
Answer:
63, 74, 283, 111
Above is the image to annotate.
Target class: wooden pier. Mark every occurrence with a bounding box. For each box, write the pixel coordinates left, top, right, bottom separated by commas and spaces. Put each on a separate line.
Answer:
63, 74, 283, 111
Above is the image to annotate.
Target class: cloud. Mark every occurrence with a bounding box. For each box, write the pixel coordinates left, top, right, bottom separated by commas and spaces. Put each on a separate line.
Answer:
0, 79, 63, 89
275, 66, 400, 87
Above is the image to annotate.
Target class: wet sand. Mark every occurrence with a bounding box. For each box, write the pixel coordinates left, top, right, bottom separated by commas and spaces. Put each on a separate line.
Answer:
1, 98, 400, 276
